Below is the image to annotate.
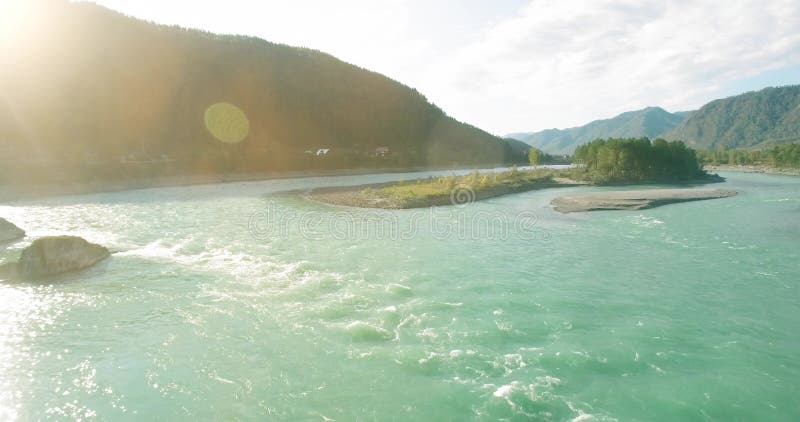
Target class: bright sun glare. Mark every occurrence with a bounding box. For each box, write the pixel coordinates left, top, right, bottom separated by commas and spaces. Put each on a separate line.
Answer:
0, 1, 26, 36
0, 0, 42, 49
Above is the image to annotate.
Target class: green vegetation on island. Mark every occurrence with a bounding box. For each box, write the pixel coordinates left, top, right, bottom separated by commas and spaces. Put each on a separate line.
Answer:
311, 138, 724, 209
571, 138, 712, 184
376, 168, 555, 201
310, 167, 584, 209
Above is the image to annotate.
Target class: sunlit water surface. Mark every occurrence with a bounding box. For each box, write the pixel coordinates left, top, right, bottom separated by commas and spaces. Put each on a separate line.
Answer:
1, 170, 799, 421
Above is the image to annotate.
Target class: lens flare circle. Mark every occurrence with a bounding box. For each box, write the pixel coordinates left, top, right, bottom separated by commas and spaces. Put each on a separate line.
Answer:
204, 102, 250, 144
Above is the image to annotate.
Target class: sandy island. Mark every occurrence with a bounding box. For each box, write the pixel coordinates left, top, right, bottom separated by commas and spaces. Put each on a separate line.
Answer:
551, 188, 738, 213
309, 177, 587, 209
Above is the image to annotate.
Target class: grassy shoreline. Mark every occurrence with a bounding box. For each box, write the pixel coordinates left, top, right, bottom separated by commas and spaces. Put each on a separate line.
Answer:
308, 168, 586, 209
309, 167, 727, 209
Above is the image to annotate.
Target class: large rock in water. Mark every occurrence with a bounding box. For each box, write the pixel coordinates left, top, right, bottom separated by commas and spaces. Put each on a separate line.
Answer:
0, 217, 25, 242
18, 236, 110, 278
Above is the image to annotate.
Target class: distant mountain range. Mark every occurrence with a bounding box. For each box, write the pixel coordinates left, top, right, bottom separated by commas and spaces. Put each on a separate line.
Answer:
508, 107, 692, 155
0, 1, 522, 186
509, 85, 800, 154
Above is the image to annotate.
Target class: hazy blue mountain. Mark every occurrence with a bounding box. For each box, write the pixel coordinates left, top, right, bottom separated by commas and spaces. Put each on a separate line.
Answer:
509, 107, 690, 155
665, 85, 800, 149
673, 111, 696, 119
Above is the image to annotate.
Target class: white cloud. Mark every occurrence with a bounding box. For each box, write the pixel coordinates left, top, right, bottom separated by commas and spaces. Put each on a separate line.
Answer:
422, 0, 800, 133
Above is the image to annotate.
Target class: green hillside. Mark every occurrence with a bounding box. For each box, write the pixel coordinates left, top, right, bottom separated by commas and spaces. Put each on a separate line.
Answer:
0, 1, 516, 186
666, 85, 800, 149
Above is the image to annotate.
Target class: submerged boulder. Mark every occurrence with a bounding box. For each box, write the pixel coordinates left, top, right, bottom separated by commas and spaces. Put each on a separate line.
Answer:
17, 236, 110, 278
0, 217, 25, 243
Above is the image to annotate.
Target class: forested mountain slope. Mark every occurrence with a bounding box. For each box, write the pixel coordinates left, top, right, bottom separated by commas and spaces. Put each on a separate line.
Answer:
666, 86, 800, 149
0, 1, 516, 185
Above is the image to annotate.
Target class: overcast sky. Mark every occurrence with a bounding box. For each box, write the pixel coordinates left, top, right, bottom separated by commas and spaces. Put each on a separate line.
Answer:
88, 0, 800, 135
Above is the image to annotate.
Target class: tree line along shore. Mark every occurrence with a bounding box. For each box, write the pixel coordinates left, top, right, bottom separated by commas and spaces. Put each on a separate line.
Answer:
310, 138, 730, 210
697, 143, 800, 174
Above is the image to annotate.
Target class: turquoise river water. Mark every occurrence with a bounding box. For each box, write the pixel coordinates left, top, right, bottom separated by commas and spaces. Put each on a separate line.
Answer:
1, 169, 799, 421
